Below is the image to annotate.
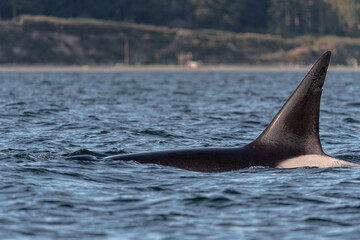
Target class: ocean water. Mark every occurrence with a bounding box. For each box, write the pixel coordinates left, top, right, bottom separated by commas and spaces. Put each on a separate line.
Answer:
0, 71, 359, 239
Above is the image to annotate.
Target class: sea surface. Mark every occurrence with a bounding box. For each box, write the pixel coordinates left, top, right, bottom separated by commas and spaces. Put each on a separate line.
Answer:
0, 71, 359, 239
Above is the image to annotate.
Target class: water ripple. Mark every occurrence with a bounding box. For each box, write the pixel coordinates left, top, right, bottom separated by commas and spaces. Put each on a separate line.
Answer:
0, 72, 360, 239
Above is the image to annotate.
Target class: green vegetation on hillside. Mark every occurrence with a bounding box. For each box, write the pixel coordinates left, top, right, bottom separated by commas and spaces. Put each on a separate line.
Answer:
1, 0, 360, 37
1, 15, 360, 65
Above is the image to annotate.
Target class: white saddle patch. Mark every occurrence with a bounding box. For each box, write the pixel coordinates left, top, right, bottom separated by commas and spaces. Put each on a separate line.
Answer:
276, 154, 360, 168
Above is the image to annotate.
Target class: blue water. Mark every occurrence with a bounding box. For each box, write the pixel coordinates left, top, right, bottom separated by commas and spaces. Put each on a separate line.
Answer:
0, 71, 359, 239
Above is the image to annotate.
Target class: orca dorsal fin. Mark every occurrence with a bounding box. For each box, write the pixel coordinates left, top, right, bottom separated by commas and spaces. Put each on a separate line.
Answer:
253, 51, 331, 155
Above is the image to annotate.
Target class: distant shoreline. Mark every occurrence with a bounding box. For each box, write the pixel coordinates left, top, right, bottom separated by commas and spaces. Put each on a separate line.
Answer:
3, 15, 360, 68
0, 64, 359, 72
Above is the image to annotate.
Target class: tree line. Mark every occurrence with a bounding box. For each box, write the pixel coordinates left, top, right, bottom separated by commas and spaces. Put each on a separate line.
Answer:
1, 0, 360, 37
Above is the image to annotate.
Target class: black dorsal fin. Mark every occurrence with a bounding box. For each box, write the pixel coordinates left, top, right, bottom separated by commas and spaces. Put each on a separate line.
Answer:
252, 51, 331, 155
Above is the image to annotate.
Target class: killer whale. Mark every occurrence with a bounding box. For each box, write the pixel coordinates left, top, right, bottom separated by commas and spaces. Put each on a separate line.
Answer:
67, 51, 360, 171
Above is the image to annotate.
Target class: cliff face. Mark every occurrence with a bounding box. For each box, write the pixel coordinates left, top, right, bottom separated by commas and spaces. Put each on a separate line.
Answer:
1, 15, 360, 65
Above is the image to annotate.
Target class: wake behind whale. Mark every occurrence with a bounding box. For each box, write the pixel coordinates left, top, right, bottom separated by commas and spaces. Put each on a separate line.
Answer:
67, 51, 360, 171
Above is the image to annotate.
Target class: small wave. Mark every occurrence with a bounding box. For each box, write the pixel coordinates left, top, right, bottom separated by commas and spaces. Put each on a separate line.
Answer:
38, 108, 64, 114
347, 102, 360, 107
243, 120, 261, 125
343, 117, 360, 123
151, 212, 196, 221
6, 101, 26, 106
183, 195, 232, 205
288, 196, 329, 204
222, 188, 242, 195
328, 204, 360, 210
135, 128, 182, 138
11, 153, 38, 162
110, 197, 142, 203
335, 155, 360, 161
19, 167, 54, 175
67, 149, 105, 157
305, 217, 351, 226
133, 186, 168, 192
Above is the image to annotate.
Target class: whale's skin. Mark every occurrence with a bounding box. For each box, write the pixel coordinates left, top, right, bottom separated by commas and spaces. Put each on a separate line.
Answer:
67, 51, 360, 172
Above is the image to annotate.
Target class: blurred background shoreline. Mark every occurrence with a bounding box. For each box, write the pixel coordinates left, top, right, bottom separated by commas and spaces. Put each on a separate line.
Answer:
2, 0, 360, 68
1, 14, 360, 68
